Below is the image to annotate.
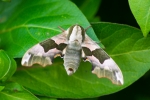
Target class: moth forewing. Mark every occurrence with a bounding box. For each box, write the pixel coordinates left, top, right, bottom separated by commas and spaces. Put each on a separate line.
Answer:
21, 43, 61, 67
21, 31, 68, 67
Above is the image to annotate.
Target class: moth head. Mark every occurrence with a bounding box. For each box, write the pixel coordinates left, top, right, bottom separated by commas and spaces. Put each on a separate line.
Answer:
67, 25, 85, 44
64, 63, 78, 75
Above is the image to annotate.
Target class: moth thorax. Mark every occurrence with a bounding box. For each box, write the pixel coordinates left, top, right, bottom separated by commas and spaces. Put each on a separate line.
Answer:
68, 25, 85, 44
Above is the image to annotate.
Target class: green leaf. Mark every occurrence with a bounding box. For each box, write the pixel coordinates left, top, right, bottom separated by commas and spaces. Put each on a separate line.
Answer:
0, 0, 99, 58
0, 82, 39, 100
71, 0, 101, 21
129, 0, 150, 37
0, 50, 16, 82
11, 22, 150, 98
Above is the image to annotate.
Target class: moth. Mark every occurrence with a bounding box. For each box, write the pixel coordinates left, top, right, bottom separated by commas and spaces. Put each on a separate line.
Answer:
21, 25, 124, 85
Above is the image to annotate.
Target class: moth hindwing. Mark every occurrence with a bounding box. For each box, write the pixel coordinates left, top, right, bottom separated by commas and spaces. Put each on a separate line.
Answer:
21, 25, 124, 85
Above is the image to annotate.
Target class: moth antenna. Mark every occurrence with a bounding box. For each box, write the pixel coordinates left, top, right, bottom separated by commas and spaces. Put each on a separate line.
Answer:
58, 26, 65, 32
85, 25, 92, 31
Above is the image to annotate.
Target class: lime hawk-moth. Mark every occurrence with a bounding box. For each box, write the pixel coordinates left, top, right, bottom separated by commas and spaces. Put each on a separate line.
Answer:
21, 25, 124, 85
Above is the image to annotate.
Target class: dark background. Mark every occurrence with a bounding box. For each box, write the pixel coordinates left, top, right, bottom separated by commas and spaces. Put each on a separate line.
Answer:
98, 0, 139, 28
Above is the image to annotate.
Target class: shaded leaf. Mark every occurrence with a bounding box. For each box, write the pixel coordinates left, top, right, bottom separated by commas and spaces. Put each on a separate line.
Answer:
11, 23, 150, 98
136, 95, 150, 100
0, 82, 39, 100
0, 50, 16, 82
129, 0, 150, 37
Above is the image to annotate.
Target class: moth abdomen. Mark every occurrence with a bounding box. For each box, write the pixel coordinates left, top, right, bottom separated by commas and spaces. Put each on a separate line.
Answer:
63, 42, 82, 75
64, 57, 81, 75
